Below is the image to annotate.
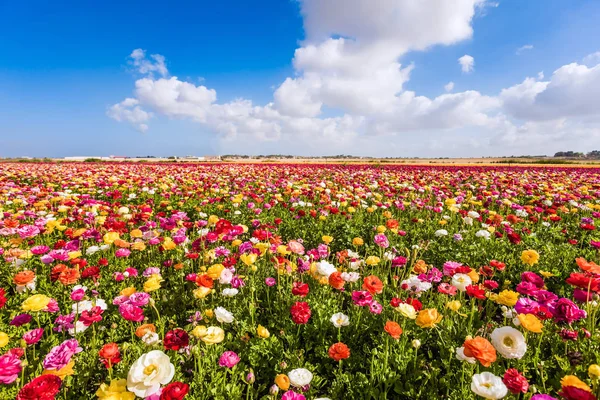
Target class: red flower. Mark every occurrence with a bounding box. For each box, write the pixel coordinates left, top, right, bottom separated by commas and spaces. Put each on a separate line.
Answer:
507, 232, 522, 244
79, 306, 104, 326
81, 266, 100, 280
328, 342, 351, 361
164, 329, 190, 351
290, 301, 311, 324
390, 297, 401, 307
404, 297, 423, 311
0, 288, 7, 309
98, 343, 121, 369
502, 369, 529, 394
566, 273, 600, 292
465, 285, 486, 300
292, 282, 310, 297
490, 260, 506, 271
160, 382, 190, 400
559, 386, 597, 400
483, 280, 499, 290
17, 375, 62, 400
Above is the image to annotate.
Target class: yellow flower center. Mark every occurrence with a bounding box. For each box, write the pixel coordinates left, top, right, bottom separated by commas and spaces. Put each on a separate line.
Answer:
503, 337, 514, 347
143, 364, 158, 376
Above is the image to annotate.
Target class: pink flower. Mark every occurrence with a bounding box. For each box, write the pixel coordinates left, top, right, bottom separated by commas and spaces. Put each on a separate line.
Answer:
115, 248, 131, 258
70, 288, 86, 302
0, 353, 22, 384
17, 225, 40, 239
281, 391, 306, 400
351, 290, 373, 307
218, 351, 240, 368
30, 245, 50, 255
23, 328, 44, 346
265, 277, 276, 287
118, 304, 144, 322
43, 339, 82, 370
288, 240, 305, 255
44, 299, 60, 313
442, 261, 462, 276
369, 301, 383, 314
374, 234, 389, 248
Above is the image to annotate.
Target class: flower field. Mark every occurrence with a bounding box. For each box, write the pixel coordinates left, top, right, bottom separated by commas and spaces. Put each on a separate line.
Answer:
1, 162, 600, 400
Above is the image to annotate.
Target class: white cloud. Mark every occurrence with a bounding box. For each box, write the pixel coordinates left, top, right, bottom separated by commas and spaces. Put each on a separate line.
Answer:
458, 55, 475, 73
129, 48, 168, 78
516, 44, 534, 55
583, 51, 600, 66
107, 1, 600, 156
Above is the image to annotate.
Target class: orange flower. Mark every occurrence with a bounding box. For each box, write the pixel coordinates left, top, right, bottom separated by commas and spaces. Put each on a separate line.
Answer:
275, 374, 290, 390
58, 268, 80, 285
362, 275, 384, 295
463, 336, 497, 367
113, 239, 131, 248
328, 342, 351, 361
386, 219, 399, 229
384, 320, 403, 339
329, 271, 345, 290
576, 258, 600, 275
135, 323, 156, 338
14, 270, 36, 286
196, 274, 214, 289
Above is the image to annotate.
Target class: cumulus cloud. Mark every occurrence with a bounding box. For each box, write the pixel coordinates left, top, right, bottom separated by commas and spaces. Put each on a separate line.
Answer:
107, 0, 600, 156
458, 55, 475, 73
583, 51, 600, 66
516, 44, 534, 55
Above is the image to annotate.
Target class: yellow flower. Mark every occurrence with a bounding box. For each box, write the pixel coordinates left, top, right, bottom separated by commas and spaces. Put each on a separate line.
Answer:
257, 325, 270, 338
191, 325, 208, 339
207, 264, 225, 280
496, 290, 519, 307
22, 294, 51, 312
131, 241, 146, 251
231, 239, 242, 247
103, 231, 120, 245
130, 229, 143, 238
415, 309, 443, 328
95, 379, 135, 400
517, 314, 543, 333
467, 269, 480, 283
589, 364, 600, 379
201, 326, 225, 344
376, 225, 386, 233
204, 309, 214, 319
347, 207, 356, 213
322, 235, 334, 244
143, 275, 163, 292
193, 287, 212, 299
120, 286, 137, 297
365, 256, 380, 266
560, 375, 592, 392
43, 360, 75, 380
439, 220, 447, 225
254, 243, 269, 255
162, 237, 176, 251
521, 249, 540, 266
539, 270, 555, 278
0, 332, 9, 347
352, 237, 364, 246
446, 301, 461, 312
208, 215, 220, 225
68, 251, 82, 260
277, 245, 290, 256
275, 374, 291, 390
240, 253, 258, 266
396, 303, 417, 319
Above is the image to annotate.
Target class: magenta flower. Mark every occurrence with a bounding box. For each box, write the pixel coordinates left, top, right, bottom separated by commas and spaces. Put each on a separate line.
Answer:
369, 301, 383, 314
281, 391, 306, 400
23, 328, 44, 346
265, 277, 276, 287
119, 304, 145, 322
0, 353, 22, 384
351, 290, 373, 307
551, 298, 587, 324
218, 351, 240, 368
10, 313, 32, 326
115, 248, 131, 258
43, 339, 82, 370
374, 234, 389, 248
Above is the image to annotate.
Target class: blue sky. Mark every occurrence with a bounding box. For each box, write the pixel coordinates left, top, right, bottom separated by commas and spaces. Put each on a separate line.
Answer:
1, 0, 600, 157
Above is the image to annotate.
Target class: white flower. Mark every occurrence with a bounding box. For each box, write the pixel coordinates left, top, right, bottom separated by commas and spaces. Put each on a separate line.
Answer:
434, 229, 448, 237
127, 350, 175, 398
341, 272, 360, 283
476, 230, 491, 239
68, 320, 89, 336
219, 269, 233, 284
288, 368, 313, 387
490, 326, 527, 359
349, 260, 363, 270
468, 211, 480, 219
455, 347, 476, 364
463, 216, 473, 225
471, 372, 508, 399
396, 303, 417, 319
330, 313, 349, 328
86, 246, 100, 255
221, 288, 239, 297
451, 274, 472, 292
401, 275, 432, 293
72, 299, 107, 314
542, 221, 551, 227
515, 209, 528, 218
142, 332, 160, 346
316, 261, 337, 278
118, 207, 130, 215
214, 306, 234, 323
500, 306, 514, 319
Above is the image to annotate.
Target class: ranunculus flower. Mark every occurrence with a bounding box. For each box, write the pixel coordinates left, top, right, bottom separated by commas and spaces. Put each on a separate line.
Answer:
328, 342, 350, 361
290, 302, 311, 324
164, 329, 189, 351
384, 320, 403, 339
23, 328, 44, 345
490, 327, 527, 359
160, 382, 189, 400
17, 375, 62, 400
415, 309, 442, 328
0, 353, 22, 384
98, 343, 121, 368
127, 350, 174, 398
503, 368, 529, 394
463, 336, 497, 367
471, 372, 508, 399
288, 368, 313, 388
43, 339, 82, 371
218, 351, 240, 368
